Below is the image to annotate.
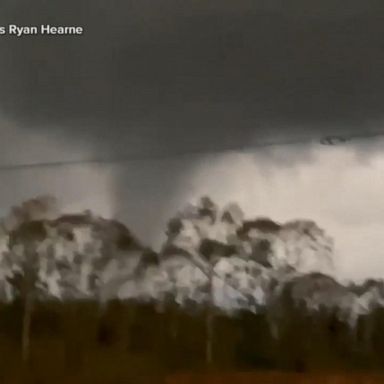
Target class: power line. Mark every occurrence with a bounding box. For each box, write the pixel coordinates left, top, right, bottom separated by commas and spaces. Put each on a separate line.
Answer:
0, 130, 383, 172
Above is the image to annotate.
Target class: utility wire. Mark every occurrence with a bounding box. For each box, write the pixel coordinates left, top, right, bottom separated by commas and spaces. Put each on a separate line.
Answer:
0, 130, 383, 172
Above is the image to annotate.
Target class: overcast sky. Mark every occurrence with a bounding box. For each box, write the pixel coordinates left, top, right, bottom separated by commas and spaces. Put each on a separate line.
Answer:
0, 1, 384, 281
0, 0, 384, 161
1, 136, 384, 282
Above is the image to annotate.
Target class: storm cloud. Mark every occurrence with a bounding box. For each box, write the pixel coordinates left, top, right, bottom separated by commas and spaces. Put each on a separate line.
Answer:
0, 0, 383, 161
0, 1, 384, 282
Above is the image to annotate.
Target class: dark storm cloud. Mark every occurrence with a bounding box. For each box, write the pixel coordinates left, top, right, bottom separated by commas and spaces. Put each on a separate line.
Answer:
0, 0, 384, 158
1, 1, 384, 278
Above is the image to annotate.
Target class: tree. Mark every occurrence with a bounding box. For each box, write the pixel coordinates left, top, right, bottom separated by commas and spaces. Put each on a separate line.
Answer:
279, 220, 334, 274
161, 196, 247, 367
8, 221, 49, 363
236, 217, 336, 338
35, 212, 144, 302
1, 196, 60, 363
3, 195, 59, 232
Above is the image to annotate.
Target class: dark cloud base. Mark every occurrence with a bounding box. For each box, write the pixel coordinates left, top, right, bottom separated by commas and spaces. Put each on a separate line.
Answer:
1, 0, 384, 240
0, 0, 384, 157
